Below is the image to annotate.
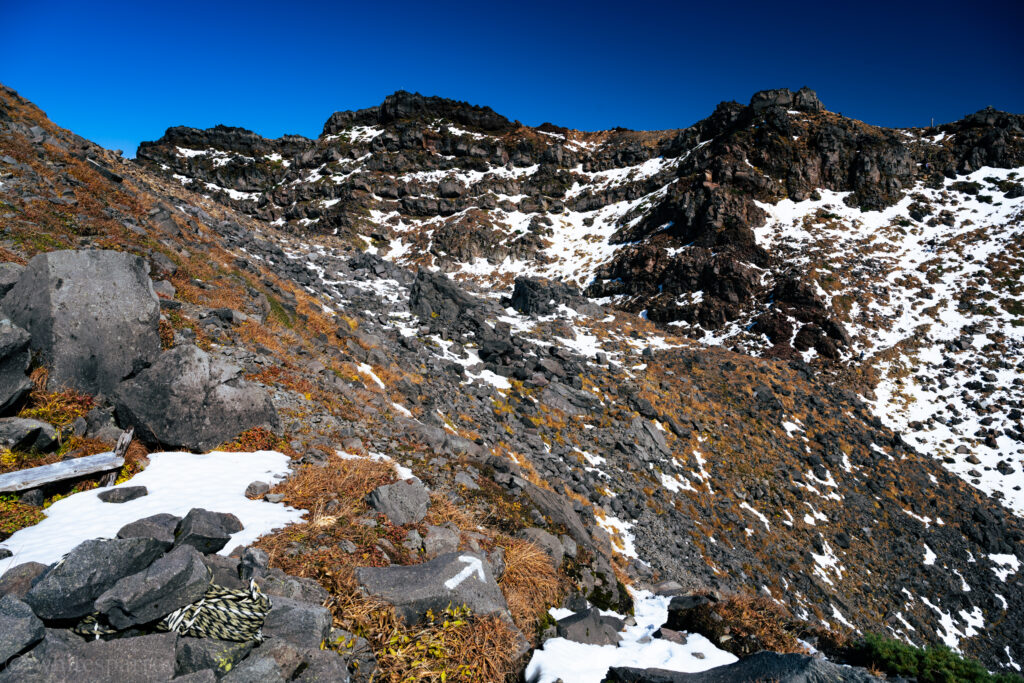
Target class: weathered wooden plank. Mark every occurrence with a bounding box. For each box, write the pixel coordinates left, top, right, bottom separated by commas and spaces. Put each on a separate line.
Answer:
0, 452, 123, 493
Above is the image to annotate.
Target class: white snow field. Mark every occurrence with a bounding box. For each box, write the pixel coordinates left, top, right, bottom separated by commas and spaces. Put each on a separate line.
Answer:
0, 450, 303, 574
525, 590, 736, 683
753, 167, 1024, 513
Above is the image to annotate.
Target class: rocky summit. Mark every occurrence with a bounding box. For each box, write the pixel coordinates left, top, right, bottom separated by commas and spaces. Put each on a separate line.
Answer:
0, 82, 1022, 681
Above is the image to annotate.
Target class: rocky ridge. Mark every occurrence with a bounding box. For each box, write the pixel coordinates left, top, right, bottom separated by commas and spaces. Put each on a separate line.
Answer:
139, 89, 1024, 521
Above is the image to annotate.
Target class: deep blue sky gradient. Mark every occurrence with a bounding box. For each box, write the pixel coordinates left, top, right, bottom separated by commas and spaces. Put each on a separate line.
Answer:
2, 0, 1021, 156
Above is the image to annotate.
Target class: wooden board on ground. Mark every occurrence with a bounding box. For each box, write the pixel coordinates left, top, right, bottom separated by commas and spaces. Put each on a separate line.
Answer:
0, 428, 133, 493
0, 452, 125, 493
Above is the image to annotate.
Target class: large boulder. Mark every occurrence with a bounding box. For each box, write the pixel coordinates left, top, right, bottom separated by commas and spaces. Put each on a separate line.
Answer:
24, 537, 164, 619
366, 479, 430, 526
409, 269, 482, 326
94, 544, 211, 629
113, 344, 279, 451
0, 318, 31, 415
356, 552, 508, 624
0, 594, 44, 664
0, 249, 161, 395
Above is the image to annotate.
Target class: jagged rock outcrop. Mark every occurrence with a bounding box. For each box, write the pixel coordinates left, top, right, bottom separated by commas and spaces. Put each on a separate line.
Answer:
137, 87, 1024, 361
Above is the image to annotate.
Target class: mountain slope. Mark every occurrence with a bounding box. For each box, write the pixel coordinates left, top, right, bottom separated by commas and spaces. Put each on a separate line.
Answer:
2, 83, 1023, 675
139, 88, 1024, 519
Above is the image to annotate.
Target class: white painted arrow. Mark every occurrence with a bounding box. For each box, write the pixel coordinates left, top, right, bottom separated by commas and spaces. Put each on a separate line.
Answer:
444, 555, 486, 590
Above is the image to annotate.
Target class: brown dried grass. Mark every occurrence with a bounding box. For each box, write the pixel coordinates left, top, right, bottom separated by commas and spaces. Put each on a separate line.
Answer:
268, 453, 396, 513
496, 537, 562, 634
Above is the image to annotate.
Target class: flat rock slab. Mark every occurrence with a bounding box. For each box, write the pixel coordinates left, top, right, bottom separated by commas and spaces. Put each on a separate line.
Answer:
604, 652, 882, 682
0, 249, 161, 396
220, 655, 286, 683
95, 544, 211, 629
0, 451, 123, 493
366, 479, 429, 526
176, 636, 254, 677
0, 630, 178, 683
0, 595, 44, 664
98, 485, 148, 503
356, 551, 507, 624
25, 537, 164, 619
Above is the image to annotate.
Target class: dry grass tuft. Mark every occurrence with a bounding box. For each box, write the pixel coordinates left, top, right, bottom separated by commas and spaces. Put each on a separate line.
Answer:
424, 492, 479, 531
268, 453, 396, 513
18, 367, 94, 432
684, 594, 810, 657
218, 426, 285, 453
496, 537, 562, 634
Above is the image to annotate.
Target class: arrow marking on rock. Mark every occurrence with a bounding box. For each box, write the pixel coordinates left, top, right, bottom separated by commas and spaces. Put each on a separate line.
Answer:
444, 555, 486, 590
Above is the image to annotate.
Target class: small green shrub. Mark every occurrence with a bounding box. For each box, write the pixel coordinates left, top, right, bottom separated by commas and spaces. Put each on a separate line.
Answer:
851, 633, 1024, 683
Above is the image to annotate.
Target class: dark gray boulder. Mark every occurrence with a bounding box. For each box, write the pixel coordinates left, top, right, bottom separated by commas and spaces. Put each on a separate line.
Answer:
522, 481, 591, 547
0, 631, 178, 682
95, 544, 211, 629
97, 485, 148, 503
409, 269, 482, 326
521, 527, 564, 564
247, 565, 329, 604
0, 318, 31, 415
603, 652, 882, 682
0, 249, 161, 395
24, 537, 164, 619
113, 344, 279, 451
0, 263, 24, 299
0, 417, 57, 451
175, 636, 254, 678
356, 551, 508, 624
202, 553, 246, 590
366, 479, 429, 526
174, 508, 244, 554
555, 607, 621, 645
116, 512, 182, 549
0, 561, 48, 599
422, 524, 460, 558
0, 594, 44, 664
261, 596, 332, 649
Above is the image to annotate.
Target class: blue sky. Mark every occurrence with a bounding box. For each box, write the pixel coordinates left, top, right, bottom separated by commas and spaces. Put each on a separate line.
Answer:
2, 0, 1021, 156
